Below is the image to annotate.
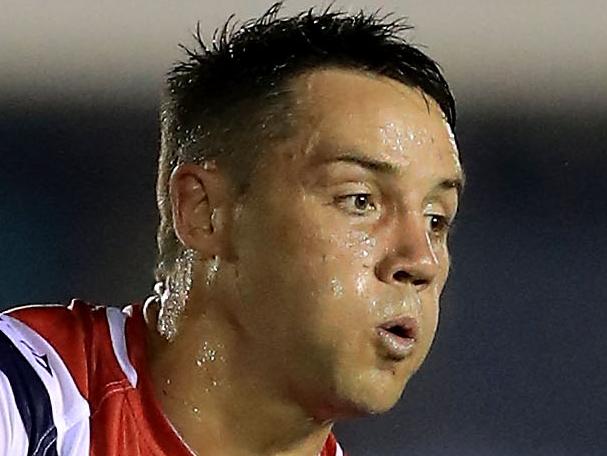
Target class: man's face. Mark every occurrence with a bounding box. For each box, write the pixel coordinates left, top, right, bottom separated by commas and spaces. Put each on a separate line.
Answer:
226, 68, 462, 418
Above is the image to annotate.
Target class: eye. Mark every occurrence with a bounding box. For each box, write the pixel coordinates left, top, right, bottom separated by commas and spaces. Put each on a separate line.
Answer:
426, 214, 452, 237
335, 193, 377, 216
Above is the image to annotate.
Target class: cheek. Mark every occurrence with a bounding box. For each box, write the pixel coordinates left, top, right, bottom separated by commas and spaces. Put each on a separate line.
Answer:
419, 278, 443, 344
431, 239, 451, 288
344, 230, 378, 260
287, 232, 380, 332
235, 189, 383, 323
235, 206, 341, 308
322, 230, 378, 302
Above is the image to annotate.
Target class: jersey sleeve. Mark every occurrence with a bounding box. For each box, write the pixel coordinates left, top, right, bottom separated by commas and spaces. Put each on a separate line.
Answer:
0, 370, 29, 455
0, 320, 59, 455
0, 308, 91, 455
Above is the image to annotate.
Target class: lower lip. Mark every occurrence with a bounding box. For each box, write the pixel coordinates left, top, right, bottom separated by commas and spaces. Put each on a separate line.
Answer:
376, 328, 416, 360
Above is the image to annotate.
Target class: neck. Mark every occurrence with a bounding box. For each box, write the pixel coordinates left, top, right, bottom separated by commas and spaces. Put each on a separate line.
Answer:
145, 295, 333, 456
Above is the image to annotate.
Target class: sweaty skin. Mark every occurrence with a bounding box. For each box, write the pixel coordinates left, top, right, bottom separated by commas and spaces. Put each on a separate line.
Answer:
146, 67, 463, 456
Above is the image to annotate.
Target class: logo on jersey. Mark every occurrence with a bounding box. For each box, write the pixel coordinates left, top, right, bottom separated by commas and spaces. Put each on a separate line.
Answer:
20, 340, 53, 377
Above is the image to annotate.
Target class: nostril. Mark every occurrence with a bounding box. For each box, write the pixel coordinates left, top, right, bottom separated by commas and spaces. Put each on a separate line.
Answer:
412, 278, 427, 288
393, 270, 410, 282
393, 270, 428, 288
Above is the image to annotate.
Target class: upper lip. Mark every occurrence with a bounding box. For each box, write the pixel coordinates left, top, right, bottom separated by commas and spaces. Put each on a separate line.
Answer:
378, 316, 419, 340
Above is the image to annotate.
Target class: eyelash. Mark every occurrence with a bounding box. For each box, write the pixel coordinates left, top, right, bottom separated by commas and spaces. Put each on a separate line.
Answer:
333, 193, 455, 237
426, 214, 454, 238
334, 193, 377, 216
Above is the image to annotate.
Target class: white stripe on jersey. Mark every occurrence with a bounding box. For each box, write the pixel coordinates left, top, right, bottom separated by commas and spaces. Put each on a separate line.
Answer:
335, 442, 344, 456
106, 306, 138, 388
0, 315, 90, 455
0, 370, 29, 455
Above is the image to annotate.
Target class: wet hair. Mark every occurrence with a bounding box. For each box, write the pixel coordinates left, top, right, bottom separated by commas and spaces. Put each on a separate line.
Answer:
155, 1, 456, 282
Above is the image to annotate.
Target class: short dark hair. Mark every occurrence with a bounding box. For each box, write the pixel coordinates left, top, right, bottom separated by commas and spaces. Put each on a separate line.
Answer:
155, 2, 456, 282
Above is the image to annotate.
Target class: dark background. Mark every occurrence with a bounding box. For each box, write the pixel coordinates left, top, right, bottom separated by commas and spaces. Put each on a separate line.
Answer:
1, 2, 606, 455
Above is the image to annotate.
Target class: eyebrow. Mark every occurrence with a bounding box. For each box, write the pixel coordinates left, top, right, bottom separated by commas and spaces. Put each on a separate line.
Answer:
436, 171, 466, 196
327, 153, 400, 175
325, 152, 465, 197
435, 173, 466, 198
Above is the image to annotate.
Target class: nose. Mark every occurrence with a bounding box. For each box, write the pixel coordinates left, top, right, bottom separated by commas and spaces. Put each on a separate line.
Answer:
375, 213, 440, 292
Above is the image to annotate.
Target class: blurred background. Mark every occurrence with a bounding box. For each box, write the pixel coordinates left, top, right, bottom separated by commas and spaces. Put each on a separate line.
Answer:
1, 1, 606, 454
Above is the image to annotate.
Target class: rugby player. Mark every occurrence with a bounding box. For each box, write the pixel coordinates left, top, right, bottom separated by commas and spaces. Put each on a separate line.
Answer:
0, 3, 463, 455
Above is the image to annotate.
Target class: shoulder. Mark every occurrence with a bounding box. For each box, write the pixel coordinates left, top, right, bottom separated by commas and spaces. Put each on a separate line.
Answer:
3, 300, 104, 393
0, 302, 95, 454
2, 300, 144, 398
0, 300, 146, 455
7, 300, 104, 342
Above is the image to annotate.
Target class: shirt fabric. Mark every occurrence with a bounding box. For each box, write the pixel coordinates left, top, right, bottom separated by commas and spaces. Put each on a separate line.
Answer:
0, 300, 345, 456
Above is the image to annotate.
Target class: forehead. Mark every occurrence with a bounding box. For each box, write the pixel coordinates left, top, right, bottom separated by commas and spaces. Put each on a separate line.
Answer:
285, 68, 461, 179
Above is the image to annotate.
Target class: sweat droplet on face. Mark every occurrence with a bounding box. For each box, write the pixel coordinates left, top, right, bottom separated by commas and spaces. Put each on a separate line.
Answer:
355, 270, 375, 298
355, 274, 367, 297
157, 249, 196, 341
330, 278, 344, 297
406, 127, 434, 148
196, 340, 221, 366
361, 234, 377, 258
379, 121, 436, 160
379, 122, 405, 150
345, 232, 377, 259
205, 256, 220, 286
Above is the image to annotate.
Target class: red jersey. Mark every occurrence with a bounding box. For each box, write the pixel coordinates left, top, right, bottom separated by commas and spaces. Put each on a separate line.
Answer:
0, 300, 346, 455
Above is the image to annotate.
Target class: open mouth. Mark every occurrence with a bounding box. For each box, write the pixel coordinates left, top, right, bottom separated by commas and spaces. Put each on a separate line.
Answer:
380, 317, 418, 341
383, 324, 412, 339
376, 317, 419, 360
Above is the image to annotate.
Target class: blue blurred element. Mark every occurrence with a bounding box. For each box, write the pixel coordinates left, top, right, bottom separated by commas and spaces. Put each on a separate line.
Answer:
0, 104, 605, 455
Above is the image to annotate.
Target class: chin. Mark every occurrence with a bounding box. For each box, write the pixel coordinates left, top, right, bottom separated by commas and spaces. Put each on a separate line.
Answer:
331, 371, 411, 419
335, 391, 402, 419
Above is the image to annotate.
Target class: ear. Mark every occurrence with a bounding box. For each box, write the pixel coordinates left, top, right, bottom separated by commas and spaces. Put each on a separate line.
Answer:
169, 162, 233, 259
